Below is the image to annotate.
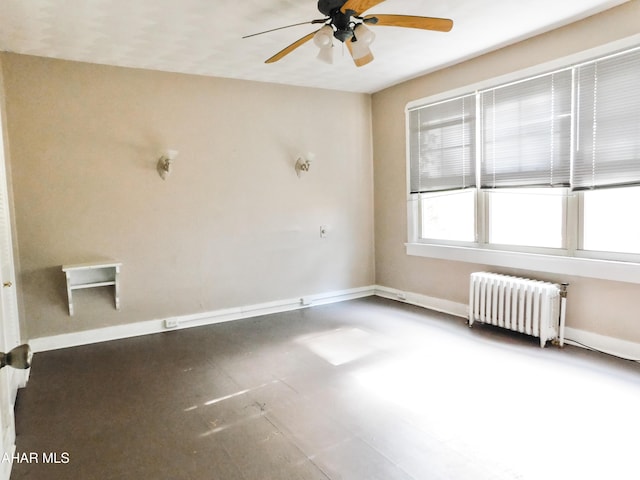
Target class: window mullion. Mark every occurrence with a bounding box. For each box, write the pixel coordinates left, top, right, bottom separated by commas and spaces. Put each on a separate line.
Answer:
565, 190, 579, 254
566, 67, 579, 255
477, 190, 488, 246
576, 191, 584, 252
474, 91, 485, 245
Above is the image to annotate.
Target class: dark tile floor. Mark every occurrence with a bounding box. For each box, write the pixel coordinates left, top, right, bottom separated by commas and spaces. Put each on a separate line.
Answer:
10, 297, 640, 479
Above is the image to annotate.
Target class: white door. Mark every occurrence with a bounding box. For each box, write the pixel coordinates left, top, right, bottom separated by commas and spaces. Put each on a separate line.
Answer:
0, 99, 23, 478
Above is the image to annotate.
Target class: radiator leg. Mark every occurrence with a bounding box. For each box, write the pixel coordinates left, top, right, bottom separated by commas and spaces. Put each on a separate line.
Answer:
558, 282, 569, 347
468, 278, 475, 327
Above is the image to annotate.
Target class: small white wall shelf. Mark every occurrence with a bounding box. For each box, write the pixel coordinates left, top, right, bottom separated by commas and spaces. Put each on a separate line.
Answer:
62, 261, 121, 316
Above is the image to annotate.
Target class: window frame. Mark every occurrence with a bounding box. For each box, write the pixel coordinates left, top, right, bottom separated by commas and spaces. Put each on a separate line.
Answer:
405, 35, 640, 284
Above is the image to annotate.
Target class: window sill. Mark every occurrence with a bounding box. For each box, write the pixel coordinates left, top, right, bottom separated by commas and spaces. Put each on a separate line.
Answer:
406, 242, 640, 285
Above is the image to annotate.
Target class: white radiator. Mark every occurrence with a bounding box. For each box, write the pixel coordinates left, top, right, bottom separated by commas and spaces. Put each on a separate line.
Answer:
468, 272, 567, 348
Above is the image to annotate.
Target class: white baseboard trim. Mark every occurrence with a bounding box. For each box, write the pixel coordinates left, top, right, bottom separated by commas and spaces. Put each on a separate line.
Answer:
29, 283, 640, 363
564, 327, 640, 362
375, 285, 640, 362
374, 285, 468, 319
30, 286, 376, 353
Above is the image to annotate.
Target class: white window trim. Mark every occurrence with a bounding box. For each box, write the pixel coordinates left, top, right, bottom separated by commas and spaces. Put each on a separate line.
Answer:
405, 33, 640, 285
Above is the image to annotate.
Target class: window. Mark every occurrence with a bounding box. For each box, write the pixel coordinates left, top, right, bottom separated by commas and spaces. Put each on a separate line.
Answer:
582, 186, 640, 255
487, 188, 566, 249
408, 94, 475, 195
480, 69, 571, 250
408, 94, 476, 243
480, 70, 572, 190
419, 190, 475, 243
407, 44, 640, 265
573, 48, 640, 191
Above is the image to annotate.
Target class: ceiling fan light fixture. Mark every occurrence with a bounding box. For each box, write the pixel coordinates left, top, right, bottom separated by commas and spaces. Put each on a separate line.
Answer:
352, 23, 375, 46
314, 24, 334, 64
316, 45, 334, 64
313, 25, 334, 48
349, 24, 375, 67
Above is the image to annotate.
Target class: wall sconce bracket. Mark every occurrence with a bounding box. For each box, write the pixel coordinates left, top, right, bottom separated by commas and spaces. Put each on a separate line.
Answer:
295, 152, 315, 178
157, 149, 179, 180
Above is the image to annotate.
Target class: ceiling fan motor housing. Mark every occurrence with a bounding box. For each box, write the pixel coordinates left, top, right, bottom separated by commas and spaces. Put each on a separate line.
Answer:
317, 0, 349, 16
318, 0, 356, 43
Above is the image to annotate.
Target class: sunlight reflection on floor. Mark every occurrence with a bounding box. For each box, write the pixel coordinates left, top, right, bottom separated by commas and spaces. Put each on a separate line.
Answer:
350, 328, 640, 480
295, 327, 395, 366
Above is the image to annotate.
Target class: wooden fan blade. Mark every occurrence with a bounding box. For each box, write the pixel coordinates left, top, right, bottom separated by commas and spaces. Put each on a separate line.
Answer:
346, 39, 374, 67
366, 14, 453, 32
340, 0, 386, 15
265, 30, 319, 64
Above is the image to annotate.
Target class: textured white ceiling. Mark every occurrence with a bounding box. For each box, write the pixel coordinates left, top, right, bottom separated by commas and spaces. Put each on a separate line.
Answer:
0, 0, 629, 93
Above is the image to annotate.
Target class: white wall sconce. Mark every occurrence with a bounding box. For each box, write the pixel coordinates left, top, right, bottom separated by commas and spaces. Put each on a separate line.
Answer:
157, 149, 179, 180
295, 152, 315, 178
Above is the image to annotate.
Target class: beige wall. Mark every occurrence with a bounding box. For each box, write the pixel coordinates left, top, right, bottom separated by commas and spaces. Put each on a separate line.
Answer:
1, 54, 374, 339
372, 1, 640, 342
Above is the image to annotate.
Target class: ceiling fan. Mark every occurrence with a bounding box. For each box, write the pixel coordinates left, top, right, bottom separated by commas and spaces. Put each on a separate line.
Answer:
243, 0, 454, 67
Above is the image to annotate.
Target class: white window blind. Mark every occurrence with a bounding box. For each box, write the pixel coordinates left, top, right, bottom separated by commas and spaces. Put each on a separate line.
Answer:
408, 94, 475, 193
573, 47, 640, 190
480, 69, 572, 189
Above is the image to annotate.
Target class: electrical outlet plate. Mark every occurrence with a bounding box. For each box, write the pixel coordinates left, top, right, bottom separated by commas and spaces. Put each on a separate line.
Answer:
164, 318, 178, 328
319, 225, 327, 238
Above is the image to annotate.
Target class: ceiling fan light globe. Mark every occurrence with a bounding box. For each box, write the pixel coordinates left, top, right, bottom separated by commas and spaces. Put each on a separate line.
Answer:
316, 45, 334, 64
313, 25, 334, 48
353, 23, 375, 46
